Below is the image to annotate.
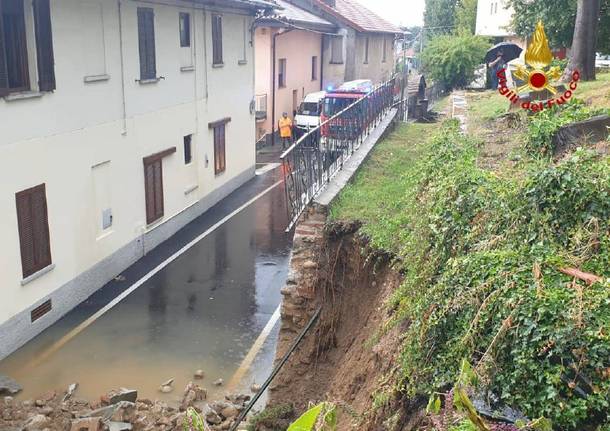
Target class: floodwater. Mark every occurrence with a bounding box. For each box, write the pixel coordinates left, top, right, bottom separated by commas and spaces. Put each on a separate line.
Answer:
0, 168, 291, 404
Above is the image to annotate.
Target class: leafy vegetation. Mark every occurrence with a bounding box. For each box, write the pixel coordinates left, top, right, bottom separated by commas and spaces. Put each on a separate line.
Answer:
421, 34, 491, 89
331, 114, 610, 429
525, 99, 610, 155
506, 0, 610, 54
287, 403, 336, 431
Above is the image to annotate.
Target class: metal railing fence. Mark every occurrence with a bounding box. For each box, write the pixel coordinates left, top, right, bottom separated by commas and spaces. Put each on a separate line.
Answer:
280, 77, 396, 230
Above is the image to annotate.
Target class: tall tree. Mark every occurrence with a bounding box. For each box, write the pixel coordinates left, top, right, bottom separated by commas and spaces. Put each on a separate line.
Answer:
424, 0, 457, 35
564, 0, 602, 81
508, 0, 610, 54
455, 0, 478, 35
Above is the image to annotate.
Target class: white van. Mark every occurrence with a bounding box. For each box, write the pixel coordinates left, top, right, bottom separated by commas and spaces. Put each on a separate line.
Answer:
295, 91, 326, 132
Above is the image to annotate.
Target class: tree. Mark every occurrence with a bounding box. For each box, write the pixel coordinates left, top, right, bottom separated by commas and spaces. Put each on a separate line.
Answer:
455, 0, 478, 35
564, 0, 602, 81
507, 0, 610, 54
421, 33, 491, 89
424, 0, 457, 35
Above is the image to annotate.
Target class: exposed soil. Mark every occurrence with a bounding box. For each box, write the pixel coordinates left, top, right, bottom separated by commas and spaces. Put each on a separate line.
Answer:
267, 219, 417, 431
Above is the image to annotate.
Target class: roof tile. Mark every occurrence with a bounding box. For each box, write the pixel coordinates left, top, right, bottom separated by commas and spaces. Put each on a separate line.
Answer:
316, 0, 402, 34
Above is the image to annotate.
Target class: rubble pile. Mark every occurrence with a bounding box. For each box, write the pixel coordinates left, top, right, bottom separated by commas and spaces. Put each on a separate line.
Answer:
0, 382, 256, 431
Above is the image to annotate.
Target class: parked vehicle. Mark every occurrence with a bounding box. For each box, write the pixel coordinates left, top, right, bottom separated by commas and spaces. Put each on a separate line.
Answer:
295, 91, 326, 133
321, 80, 373, 139
596, 53, 610, 69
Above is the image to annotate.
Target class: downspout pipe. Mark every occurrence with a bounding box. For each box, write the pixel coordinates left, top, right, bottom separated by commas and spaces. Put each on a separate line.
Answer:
320, 34, 324, 91
271, 29, 293, 147
117, 0, 127, 135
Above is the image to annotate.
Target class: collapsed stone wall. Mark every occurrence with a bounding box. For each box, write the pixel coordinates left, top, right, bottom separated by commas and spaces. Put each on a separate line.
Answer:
267, 207, 409, 430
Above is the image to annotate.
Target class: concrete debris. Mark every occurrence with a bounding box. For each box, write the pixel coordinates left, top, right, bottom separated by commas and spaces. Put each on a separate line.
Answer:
212, 379, 224, 387
0, 375, 22, 395
105, 389, 138, 405
194, 369, 205, 379
62, 383, 79, 402
69, 417, 103, 431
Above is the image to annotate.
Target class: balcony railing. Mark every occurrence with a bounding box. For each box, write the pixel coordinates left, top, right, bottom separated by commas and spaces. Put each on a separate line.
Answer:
280, 77, 397, 230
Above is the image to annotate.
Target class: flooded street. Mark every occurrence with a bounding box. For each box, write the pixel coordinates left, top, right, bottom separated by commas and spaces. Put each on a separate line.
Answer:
0, 167, 291, 404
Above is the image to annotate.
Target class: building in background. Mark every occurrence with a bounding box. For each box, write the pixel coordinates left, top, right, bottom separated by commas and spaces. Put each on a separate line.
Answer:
0, 0, 275, 359
475, 0, 525, 47
285, 0, 401, 90
254, 0, 337, 143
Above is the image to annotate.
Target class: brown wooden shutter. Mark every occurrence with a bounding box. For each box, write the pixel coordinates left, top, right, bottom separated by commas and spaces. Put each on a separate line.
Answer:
213, 124, 226, 174
143, 158, 164, 224
33, 0, 56, 92
138, 8, 156, 80
16, 184, 52, 278
0, 0, 9, 96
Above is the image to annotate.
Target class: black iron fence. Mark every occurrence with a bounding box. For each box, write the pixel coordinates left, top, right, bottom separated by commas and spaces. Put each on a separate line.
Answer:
280, 78, 396, 230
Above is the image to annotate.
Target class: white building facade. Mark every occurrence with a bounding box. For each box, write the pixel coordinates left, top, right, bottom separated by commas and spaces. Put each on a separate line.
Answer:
0, 0, 269, 359
475, 0, 525, 47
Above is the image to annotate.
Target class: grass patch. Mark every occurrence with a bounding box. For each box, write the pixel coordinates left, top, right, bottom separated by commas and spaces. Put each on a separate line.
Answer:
330, 122, 438, 254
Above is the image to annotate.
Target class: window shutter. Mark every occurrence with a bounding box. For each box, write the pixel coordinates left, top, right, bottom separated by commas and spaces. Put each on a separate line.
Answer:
143, 158, 164, 224
0, 0, 8, 96
153, 160, 164, 220
16, 184, 52, 278
138, 8, 156, 80
33, 0, 56, 92
144, 162, 155, 224
212, 15, 223, 65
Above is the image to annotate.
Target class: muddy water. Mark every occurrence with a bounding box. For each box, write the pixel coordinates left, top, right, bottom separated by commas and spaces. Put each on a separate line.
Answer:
0, 174, 291, 403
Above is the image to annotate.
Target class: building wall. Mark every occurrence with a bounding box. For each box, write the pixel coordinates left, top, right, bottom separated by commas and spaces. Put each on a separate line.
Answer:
254, 27, 323, 137
322, 30, 395, 89
353, 33, 395, 84
0, 0, 256, 359
254, 27, 273, 138
476, 0, 514, 37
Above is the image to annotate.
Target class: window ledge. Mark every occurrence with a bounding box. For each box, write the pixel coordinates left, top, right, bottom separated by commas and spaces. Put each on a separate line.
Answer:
329, 61, 344, 65
212, 63, 224, 69
238, 60, 247, 65
184, 184, 199, 195
21, 264, 55, 286
180, 66, 195, 72
4, 91, 44, 102
84, 74, 110, 83
138, 77, 162, 85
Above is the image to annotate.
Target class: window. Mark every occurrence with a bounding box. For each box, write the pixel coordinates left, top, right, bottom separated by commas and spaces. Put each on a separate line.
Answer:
490, 2, 493, 14
240, 17, 247, 63
311, 56, 317, 81
209, 118, 230, 175
183, 134, 192, 164
495, 2, 498, 13
364, 37, 369, 64
143, 157, 164, 224
330, 35, 343, 64
278, 58, 286, 88
15, 184, 52, 279
211, 14, 223, 65
0, 0, 55, 96
137, 7, 156, 80
179, 12, 190, 47
382, 38, 387, 63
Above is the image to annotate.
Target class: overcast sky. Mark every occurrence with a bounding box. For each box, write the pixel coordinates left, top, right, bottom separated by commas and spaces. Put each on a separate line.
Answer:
357, 0, 425, 27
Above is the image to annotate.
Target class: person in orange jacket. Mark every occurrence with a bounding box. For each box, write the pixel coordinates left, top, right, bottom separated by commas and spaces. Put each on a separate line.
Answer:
278, 112, 293, 149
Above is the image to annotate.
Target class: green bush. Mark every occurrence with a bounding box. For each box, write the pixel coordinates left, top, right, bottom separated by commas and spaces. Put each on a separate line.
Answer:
379, 122, 610, 430
526, 99, 610, 156
420, 33, 490, 89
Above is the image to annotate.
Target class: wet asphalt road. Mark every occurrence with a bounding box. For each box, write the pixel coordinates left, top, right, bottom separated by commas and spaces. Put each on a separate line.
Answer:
0, 160, 292, 403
